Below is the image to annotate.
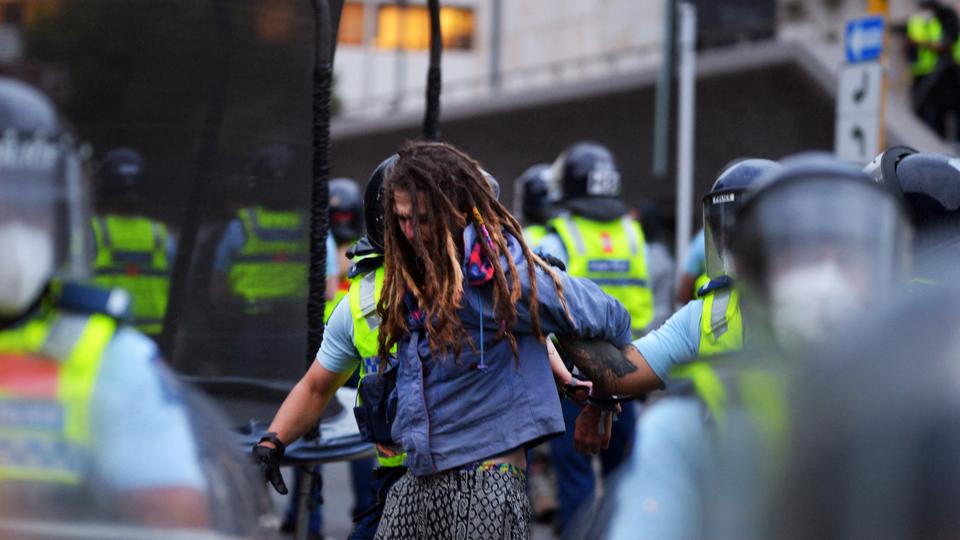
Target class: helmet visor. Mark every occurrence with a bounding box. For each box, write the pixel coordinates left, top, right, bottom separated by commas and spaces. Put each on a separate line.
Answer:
0, 133, 91, 279
731, 178, 911, 304
703, 188, 746, 280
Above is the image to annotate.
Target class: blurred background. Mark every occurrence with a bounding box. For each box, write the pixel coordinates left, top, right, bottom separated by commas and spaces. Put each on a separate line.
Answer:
0, 0, 955, 536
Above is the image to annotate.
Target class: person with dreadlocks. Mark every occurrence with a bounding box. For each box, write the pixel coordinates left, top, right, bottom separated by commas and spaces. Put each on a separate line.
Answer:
369, 140, 655, 540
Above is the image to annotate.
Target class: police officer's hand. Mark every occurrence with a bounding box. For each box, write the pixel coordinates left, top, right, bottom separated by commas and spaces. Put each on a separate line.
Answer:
573, 402, 617, 454
252, 441, 288, 495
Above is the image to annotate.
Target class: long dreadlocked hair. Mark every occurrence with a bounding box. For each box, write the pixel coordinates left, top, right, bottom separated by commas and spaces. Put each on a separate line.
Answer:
377, 140, 574, 366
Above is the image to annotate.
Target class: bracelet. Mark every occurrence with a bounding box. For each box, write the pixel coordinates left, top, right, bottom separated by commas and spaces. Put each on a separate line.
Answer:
258, 432, 286, 456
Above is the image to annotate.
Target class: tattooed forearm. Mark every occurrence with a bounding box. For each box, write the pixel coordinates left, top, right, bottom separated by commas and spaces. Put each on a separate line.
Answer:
554, 336, 639, 396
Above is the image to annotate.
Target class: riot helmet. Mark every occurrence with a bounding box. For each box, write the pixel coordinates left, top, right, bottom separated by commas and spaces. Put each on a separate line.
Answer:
363, 154, 398, 251
512, 163, 556, 226
95, 147, 145, 207
329, 177, 364, 244
729, 154, 911, 350
702, 158, 781, 280
551, 141, 627, 220
481, 168, 500, 200
0, 77, 90, 315
867, 147, 960, 252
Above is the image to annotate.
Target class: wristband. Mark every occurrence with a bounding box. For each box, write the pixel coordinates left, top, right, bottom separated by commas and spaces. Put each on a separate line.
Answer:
258, 432, 286, 456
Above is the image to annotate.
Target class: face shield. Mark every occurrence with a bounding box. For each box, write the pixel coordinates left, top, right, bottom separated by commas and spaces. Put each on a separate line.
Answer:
0, 132, 91, 313
731, 177, 911, 350
703, 188, 747, 280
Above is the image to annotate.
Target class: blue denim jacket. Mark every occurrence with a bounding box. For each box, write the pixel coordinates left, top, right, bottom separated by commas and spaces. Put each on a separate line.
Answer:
392, 225, 633, 476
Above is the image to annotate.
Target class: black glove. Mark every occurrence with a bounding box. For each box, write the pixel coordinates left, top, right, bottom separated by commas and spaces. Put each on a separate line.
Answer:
252, 433, 288, 495
539, 252, 567, 272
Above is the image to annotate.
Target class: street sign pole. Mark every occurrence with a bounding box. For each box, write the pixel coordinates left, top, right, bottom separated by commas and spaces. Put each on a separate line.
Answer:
675, 2, 696, 280
836, 15, 887, 163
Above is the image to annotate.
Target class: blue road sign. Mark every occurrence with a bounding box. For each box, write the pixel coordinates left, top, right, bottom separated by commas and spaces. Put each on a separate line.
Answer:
846, 16, 885, 63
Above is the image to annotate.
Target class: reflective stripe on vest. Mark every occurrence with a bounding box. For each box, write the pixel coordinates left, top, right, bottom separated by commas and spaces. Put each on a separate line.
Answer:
90, 215, 170, 335
0, 312, 116, 483
228, 207, 309, 312
550, 215, 654, 332
347, 267, 404, 468
698, 286, 744, 356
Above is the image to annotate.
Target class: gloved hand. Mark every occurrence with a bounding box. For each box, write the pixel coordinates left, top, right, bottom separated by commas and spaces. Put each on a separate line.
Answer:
252, 439, 288, 495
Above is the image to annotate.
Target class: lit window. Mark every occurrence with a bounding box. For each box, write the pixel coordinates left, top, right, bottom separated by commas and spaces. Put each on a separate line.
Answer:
338, 3, 365, 46
375, 4, 474, 51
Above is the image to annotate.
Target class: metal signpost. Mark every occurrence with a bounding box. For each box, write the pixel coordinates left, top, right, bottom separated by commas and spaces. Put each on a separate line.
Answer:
835, 15, 887, 163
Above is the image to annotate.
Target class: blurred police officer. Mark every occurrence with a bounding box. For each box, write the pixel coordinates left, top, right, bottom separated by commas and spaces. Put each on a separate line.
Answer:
90, 148, 174, 339
601, 155, 911, 540
513, 163, 556, 246
255, 156, 407, 540
0, 77, 216, 530
906, 0, 960, 136
325, 177, 364, 321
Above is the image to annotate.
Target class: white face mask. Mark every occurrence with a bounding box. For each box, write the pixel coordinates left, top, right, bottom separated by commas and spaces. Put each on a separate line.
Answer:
770, 261, 863, 350
0, 222, 54, 316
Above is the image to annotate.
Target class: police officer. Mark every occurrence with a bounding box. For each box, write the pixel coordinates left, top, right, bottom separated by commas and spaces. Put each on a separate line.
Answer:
254, 155, 406, 540
513, 163, 556, 245
534, 141, 652, 534
0, 77, 221, 530
90, 148, 174, 338
906, 0, 960, 136
866, 146, 960, 280
325, 177, 364, 321
600, 155, 911, 540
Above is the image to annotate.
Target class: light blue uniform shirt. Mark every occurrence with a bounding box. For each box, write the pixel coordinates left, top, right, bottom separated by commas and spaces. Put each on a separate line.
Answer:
608, 397, 710, 540
684, 228, 706, 276
93, 328, 206, 490
315, 298, 360, 374
632, 299, 704, 383
214, 220, 338, 278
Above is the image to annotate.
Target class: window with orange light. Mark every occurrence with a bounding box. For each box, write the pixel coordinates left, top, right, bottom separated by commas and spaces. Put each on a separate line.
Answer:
338, 3, 365, 46
375, 4, 474, 51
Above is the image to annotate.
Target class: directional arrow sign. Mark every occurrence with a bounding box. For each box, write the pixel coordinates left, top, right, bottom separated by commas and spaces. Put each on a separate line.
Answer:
846, 16, 885, 63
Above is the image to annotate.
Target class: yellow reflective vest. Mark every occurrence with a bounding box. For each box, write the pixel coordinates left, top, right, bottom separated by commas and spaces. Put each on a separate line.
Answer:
228, 206, 309, 314
0, 310, 116, 484
907, 13, 960, 76
698, 284, 744, 357
91, 215, 170, 336
347, 266, 404, 468
550, 215, 654, 335
523, 224, 549, 247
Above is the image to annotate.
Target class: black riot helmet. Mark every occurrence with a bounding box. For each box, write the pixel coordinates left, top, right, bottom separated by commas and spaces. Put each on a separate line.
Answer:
552, 142, 627, 220
329, 177, 363, 244
513, 163, 556, 226
866, 147, 960, 250
363, 154, 398, 251
96, 147, 145, 206
702, 158, 781, 281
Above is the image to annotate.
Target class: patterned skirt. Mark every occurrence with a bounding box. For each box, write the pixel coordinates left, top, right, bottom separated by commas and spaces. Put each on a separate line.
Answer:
374, 461, 531, 540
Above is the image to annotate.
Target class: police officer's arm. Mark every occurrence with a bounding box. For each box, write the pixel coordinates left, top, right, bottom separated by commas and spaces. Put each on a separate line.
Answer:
554, 336, 663, 397
262, 361, 354, 448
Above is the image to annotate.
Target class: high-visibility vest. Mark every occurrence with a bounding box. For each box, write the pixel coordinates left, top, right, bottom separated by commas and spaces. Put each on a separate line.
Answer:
907, 13, 960, 76
698, 284, 744, 357
0, 310, 117, 484
523, 224, 549, 247
348, 266, 404, 468
670, 359, 788, 466
694, 273, 710, 299
228, 206, 309, 314
324, 286, 349, 324
550, 215, 654, 334
90, 215, 170, 336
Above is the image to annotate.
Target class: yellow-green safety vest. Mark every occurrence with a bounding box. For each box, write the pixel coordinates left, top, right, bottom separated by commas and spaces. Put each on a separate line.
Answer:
228, 207, 309, 314
550, 215, 654, 334
907, 13, 960, 76
693, 273, 710, 299
347, 266, 405, 468
324, 288, 348, 324
523, 224, 549, 247
670, 359, 789, 467
698, 285, 744, 356
0, 310, 116, 484
91, 215, 170, 336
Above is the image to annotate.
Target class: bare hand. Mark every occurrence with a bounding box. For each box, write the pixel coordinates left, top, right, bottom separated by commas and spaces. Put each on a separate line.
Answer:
574, 403, 618, 454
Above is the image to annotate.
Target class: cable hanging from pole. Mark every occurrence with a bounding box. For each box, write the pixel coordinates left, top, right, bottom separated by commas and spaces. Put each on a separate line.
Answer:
422, 0, 442, 140
307, 0, 335, 370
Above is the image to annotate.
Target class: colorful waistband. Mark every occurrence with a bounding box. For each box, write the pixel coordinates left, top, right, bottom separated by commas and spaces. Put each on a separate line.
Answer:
460, 460, 526, 480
